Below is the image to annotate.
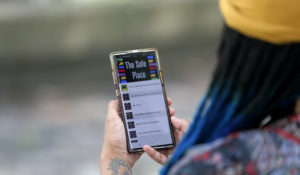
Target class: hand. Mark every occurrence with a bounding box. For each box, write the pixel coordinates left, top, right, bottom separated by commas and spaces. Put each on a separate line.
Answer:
143, 116, 189, 165
100, 100, 140, 175
100, 98, 175, 175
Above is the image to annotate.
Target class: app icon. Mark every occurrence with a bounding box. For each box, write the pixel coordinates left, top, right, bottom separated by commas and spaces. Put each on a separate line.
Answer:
126, 112, 133, 119
128, 121, 135, 129
123, 93, 130, 101
121, 84, 128, 91
124, 103, 132, 110
129, 131, 137, 138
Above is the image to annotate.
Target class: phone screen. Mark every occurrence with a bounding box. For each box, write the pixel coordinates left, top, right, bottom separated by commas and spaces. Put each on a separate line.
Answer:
112, 50, 175, 152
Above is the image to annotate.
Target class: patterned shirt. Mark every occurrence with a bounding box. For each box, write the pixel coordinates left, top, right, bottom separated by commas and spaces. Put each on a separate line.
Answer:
169, 113, 300, 175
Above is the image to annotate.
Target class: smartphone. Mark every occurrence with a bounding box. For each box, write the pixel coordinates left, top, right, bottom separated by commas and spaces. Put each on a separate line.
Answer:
110, 48, 175, 153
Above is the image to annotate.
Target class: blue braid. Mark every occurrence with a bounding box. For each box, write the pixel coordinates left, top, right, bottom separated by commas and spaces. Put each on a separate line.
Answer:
160, 85, 220, 175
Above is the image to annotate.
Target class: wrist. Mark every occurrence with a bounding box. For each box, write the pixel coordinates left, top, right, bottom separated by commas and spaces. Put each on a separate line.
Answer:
101, 146, 133, 168
100, 150, 133, 175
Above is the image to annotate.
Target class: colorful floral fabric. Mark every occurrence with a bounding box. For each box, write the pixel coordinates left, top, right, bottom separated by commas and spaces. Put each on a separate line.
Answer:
169, 114, 300, 175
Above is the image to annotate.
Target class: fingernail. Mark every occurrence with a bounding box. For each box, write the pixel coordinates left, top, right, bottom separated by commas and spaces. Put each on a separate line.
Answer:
149, 147, 155, 155
172, 117, 178, 124
145, 145, 154, 155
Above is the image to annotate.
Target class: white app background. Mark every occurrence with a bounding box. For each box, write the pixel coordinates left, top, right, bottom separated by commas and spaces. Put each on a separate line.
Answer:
120, 79, 173, 149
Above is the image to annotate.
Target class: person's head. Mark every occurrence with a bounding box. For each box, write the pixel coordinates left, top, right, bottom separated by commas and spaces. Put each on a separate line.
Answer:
161, 26, 300, 174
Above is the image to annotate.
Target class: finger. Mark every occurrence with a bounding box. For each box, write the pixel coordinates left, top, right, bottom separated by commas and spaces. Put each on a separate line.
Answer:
169, 107, 175, 116
171, 117, 182, 130
143, 145, 168, 165
181, 119, 190, 132
167, 98, 172, 106
171, 117, 190, 132
173, 127, 181, 143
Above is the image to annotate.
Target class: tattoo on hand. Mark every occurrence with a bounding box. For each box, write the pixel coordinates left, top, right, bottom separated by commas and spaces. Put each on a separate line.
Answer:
107, 158, 132, 175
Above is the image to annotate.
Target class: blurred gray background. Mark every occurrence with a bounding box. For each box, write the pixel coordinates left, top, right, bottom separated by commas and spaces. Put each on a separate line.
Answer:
0, 0, 222, 174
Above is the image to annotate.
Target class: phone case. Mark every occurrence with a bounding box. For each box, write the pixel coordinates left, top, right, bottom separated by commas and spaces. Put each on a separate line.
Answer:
109, 48, 176, 153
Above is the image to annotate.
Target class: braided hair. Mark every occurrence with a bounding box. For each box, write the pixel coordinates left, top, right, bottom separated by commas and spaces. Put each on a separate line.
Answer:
161, 26, 300, 174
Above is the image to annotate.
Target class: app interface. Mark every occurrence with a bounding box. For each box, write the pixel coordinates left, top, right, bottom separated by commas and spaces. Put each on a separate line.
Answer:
114, 51, 173, 150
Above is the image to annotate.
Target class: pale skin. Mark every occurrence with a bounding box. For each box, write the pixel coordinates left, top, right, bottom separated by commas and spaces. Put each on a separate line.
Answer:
100, 98, 189, 175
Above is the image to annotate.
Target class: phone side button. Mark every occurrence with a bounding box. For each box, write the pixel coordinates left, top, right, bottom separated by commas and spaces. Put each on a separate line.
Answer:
115, 89, 120, 97
160, 72, 164, 85
112, 72, 117, 85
